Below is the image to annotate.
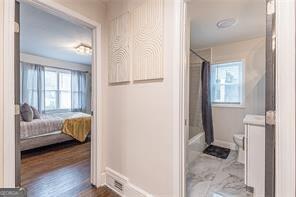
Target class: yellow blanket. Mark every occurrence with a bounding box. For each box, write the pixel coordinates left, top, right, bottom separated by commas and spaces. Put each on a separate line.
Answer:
62, 117, 91, 142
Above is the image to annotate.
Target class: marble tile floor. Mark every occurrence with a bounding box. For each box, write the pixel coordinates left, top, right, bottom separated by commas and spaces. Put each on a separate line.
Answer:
187, 142, 252, 197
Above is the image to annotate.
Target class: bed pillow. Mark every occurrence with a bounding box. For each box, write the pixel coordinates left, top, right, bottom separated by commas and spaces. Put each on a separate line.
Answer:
31, 106, 41, 119
20, 103, 33, 122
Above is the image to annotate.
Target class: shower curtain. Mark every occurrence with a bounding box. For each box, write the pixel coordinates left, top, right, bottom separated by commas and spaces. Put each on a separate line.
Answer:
201, 61, 214, 145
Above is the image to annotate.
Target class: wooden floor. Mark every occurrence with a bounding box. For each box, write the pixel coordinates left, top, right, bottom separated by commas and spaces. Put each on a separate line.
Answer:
21, 141, 119, 197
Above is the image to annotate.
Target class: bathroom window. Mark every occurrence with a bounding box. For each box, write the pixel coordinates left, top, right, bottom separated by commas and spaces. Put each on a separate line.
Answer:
211, 61, 244, 106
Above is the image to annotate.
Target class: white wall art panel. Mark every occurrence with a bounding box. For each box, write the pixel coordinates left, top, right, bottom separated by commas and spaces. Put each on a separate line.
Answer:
131, 0, 164, 81
109, 13, 130, 84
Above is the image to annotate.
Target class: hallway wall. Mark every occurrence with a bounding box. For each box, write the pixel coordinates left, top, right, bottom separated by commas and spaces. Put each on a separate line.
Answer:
105, 0, 177, 195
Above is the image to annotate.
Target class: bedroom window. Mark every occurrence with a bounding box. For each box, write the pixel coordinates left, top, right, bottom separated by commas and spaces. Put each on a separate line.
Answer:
211, 61, 244, 107
59, 72, 72, 109
21, 62, 89, 114
44, 69, 71, 111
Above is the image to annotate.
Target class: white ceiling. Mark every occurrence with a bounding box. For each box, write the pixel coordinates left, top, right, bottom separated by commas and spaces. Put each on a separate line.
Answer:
189, 0, 266, 49
20, 3, 92, 65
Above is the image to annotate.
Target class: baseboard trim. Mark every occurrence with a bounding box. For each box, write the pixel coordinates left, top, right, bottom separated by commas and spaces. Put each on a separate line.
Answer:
103, 167, 153, 197
212, 139, 237, 150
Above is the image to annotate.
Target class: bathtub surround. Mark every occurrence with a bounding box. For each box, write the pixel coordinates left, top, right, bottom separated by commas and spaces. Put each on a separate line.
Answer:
189, 65, 203, 139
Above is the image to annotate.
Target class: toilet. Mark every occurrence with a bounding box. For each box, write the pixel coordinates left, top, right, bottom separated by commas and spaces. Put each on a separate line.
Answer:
233, 134, 245, 164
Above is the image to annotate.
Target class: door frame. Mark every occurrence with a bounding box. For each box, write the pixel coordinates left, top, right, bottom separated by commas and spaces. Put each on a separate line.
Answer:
3, 0, 103, 187
172, 0, 187, 196
177, 0, 296, 197
275, 0, 295, 196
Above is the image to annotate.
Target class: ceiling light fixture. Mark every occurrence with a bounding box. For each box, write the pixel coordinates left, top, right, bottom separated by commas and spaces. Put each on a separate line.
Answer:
75, 44, 92, 55
216, 18, 237, 29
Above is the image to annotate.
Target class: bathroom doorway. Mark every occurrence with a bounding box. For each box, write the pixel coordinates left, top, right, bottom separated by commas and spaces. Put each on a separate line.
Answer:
182, 0, 274, 196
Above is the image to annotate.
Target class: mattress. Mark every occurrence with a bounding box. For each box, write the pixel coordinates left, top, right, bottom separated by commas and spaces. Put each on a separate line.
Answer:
20, 112, 90, 139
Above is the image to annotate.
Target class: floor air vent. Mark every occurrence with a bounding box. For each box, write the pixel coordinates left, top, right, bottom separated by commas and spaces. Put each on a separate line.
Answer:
114, 180, 123, 191
106, 172, 126, 195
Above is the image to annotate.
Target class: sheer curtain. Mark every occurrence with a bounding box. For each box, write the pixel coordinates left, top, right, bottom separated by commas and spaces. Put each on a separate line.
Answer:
21, 62, 45, 113
71, 70, 91, 113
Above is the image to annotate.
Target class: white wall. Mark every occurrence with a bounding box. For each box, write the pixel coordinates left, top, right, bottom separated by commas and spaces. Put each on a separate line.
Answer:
211, 37, 266, 145
20, 53, 91, 72
105, 0, 175, 195
0, 0, 4, 186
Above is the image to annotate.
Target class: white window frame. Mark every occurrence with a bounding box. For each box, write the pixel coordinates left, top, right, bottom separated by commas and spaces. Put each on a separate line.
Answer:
44, 67, 72, 113
211, 59, 246, 108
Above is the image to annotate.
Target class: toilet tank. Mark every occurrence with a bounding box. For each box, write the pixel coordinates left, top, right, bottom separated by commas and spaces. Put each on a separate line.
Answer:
243, 115, 265, 197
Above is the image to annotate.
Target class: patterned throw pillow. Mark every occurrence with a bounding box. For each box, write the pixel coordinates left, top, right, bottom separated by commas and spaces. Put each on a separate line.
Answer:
31, 106, 41, 119
20, 103, 33, 122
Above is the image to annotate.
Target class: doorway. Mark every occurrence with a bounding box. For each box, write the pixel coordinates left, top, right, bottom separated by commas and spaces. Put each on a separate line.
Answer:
181, 0, 275, 196
17, 2, 95, 195
3, 0, 103, 190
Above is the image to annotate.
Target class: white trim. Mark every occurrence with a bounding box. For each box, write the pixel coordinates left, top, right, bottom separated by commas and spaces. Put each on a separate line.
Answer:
3, 0, 103, 187
90, 22, 103, 187
212, 139, 237, 151
173, 1, 186, 197
275, 0, 296, 196
3, 0, 16, 187
188, 132, 205, 146
104, 167, 153, 197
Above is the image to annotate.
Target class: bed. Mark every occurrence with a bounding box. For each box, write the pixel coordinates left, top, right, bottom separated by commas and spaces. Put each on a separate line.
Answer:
20, 112, 91, 151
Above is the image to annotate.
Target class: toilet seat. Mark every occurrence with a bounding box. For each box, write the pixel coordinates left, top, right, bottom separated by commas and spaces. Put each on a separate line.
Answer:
233, 134, 244, 147
233, 134, 245, 164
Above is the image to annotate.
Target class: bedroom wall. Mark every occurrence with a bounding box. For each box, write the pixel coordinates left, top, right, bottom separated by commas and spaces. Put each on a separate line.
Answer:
20, 53, 91, 72
210, 37, 266, 147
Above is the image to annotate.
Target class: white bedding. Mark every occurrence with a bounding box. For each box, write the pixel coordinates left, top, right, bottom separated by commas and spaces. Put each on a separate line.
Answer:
20, 112, 90, 139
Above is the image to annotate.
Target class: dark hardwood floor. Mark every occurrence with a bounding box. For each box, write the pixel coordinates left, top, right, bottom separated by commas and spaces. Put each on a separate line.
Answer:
21, 141, 119, 197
